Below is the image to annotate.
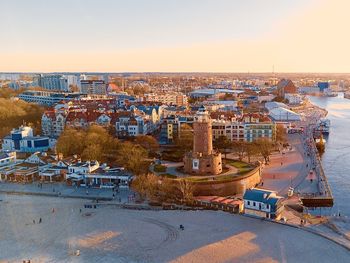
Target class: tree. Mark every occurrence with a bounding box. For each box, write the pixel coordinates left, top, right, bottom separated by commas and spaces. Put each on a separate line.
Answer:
0, 87, 26, 99
135, 135, 159, 154
0, 98, 44, 139
116, 141, 148, 175
231, 141, 247, 161
157, 178, 178, 202
132, 173, 159, 200
275, 124, 287, 144
214, 136, 231, 158
255, 138, 274, 164
175, 123, 193, 152
245, 142, 259, 163
81, 144, 103, 161
177, 179, 194, 204
56, 125, 119, 162
56, 128, 85, 157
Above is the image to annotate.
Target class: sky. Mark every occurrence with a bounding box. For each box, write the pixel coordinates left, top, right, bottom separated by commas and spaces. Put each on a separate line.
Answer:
0, 0, 349, 72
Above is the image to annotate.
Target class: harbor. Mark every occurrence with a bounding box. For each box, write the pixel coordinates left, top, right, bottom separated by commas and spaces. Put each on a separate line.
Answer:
262, 97, 334, 217
308, 94, 350, 216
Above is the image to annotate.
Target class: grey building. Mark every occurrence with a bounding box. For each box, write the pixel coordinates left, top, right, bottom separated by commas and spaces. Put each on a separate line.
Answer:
80, 80, 107, 95
36, 74, 69, 91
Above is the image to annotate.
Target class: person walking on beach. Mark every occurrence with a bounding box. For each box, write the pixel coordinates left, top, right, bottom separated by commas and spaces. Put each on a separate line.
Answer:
39, 218, 42, 224
33, 219, 35, 224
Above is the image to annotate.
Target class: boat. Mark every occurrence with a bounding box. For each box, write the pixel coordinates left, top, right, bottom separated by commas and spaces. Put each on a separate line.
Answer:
315, 138, 326, 144
315, 118, 330, 134
323, 92, 338, 97
315, 134, 326, 154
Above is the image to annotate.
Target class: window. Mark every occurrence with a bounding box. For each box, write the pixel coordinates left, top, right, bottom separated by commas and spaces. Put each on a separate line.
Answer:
247, 201, 250, 205
253, 202, 256, 206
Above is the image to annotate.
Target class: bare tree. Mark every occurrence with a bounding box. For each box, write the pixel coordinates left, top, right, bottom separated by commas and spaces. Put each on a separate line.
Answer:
231, 141, 246, 161
177, 179, 194, 204
255, 138, 274, 164
275, 124, 287, 144
245, 142, 259, 163
131, 173, 159, 201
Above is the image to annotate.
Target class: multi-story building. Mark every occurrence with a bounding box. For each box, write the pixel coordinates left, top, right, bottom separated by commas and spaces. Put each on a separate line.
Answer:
212, 113, 275, 142
42, 111, 66, 138
276, 79, 297, 98
80, 80, 107, 95
143, 92, 188, 106
36, 74, 69, 91
66, 74, 80, 88
115, 111, 149, 137
159, 116, 179, 144
41, 100, 161, 138
2, 126, 53, 153
18, 90, 83, 106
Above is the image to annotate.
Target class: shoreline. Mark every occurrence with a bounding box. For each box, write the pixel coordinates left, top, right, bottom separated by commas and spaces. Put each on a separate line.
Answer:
1, 190, 349, 255
0, 193, 349, 262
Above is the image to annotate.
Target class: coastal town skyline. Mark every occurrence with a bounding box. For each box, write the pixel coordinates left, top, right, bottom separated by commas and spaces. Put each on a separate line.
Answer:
2, 0, 350, 72
2, 1, 350, 262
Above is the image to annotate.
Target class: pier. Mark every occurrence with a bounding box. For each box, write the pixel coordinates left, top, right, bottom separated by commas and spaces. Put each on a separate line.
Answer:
300, 107, 333, 208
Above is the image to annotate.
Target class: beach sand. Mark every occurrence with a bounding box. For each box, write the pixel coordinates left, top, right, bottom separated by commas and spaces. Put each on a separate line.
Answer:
0, 194, 349, 262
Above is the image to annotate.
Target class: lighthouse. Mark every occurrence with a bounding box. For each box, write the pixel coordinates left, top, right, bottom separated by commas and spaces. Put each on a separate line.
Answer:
184, 106, 222, 175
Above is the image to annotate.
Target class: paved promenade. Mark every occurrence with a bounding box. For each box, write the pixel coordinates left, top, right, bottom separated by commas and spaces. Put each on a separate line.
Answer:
0, 182, 134, 203
262, 133, 319, 196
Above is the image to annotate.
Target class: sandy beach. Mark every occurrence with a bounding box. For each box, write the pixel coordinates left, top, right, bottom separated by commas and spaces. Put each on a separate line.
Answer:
0, 194, 349, 263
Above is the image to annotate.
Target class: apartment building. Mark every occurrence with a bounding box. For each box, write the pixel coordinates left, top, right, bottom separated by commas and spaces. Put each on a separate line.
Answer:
80, 80, 107, 95
212, 113, 275, 142
143, 92, 188, 106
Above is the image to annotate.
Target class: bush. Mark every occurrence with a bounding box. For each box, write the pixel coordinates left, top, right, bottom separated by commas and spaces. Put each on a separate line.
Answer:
162, 150, 184, 162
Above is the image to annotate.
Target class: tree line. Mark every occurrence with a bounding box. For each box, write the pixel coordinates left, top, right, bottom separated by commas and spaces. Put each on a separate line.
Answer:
56, 126, 159, 175
0, 98, 44, 138
213, 124, 287, 164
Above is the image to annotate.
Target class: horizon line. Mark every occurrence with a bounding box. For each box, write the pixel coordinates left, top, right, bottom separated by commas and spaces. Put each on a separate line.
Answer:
1, 71, 350, 75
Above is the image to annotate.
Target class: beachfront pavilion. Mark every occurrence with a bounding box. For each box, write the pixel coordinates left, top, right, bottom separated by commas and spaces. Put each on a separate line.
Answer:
10, 166, 39, 183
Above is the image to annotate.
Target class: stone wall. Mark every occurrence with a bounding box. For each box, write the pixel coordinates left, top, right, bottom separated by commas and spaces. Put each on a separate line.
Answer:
183, 152, 222, 175
191, 166, 262, 196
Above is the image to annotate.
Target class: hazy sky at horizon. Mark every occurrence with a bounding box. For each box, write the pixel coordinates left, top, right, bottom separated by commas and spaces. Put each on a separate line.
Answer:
0, 0, 349, 72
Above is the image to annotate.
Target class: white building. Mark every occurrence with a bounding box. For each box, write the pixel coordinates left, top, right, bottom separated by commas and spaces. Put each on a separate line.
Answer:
68, 161, 100, 175
143, 93, 188, 106
212, 114, 275, 142
2, 126, 52, 153
80, 80, 107, 95
285, 94, 303, 105
0, 152, 16, 167
268, 107, 301, 122
243, 188, 284, 220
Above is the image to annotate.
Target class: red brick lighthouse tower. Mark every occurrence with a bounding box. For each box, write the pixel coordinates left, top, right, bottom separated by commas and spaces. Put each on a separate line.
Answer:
184, 106, 222, 175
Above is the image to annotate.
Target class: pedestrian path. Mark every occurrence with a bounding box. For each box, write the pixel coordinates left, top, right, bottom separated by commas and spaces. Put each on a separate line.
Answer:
0, 182, 134, 203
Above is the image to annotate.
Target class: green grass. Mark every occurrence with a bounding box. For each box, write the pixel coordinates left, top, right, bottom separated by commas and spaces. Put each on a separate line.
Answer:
160, 173, 178, 179
154, 164, 167, 173
225, 160, 254, 174
186, 174, 238, 183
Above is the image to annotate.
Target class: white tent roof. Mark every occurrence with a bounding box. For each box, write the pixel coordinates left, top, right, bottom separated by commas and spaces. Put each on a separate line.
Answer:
265, 102, 288, 111
269, 107, 301, 121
